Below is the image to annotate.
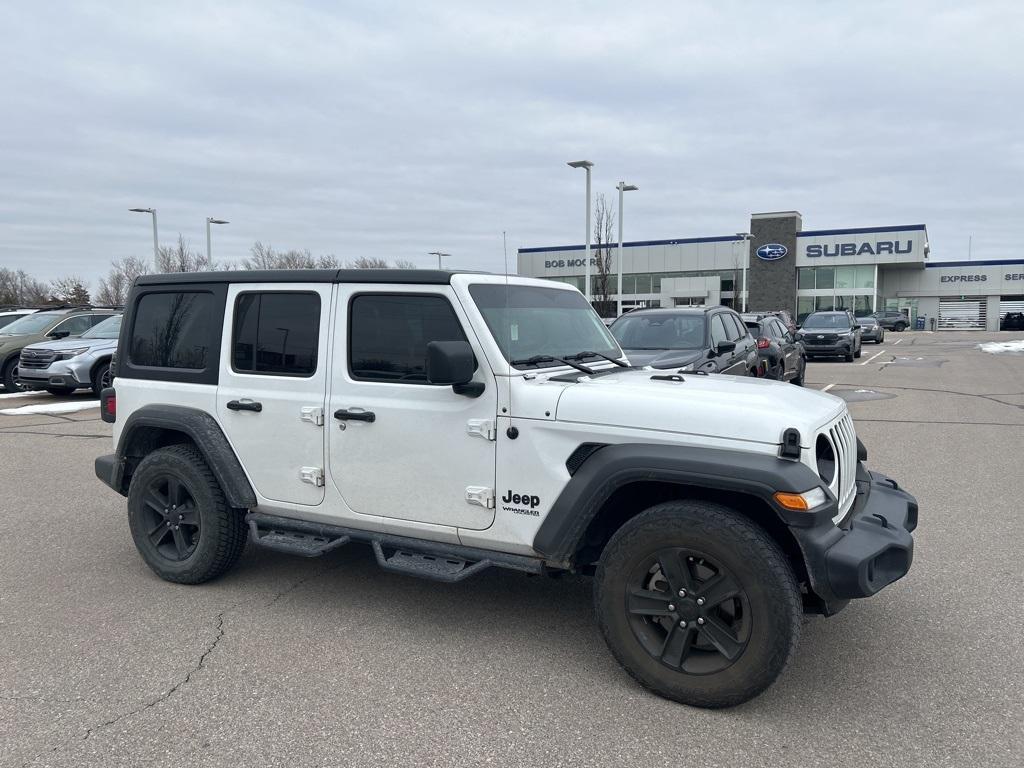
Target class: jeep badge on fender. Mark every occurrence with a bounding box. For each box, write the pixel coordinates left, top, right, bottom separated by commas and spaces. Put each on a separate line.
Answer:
95, 268, 917, 709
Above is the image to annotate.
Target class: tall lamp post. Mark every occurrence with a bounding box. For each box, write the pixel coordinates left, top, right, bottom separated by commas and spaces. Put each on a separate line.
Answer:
615, 181, 639, 317
129, 208, 159, 261
206, 217, 229, 263
736, 232, 752, 311
567, 160, 594, 302
428, 251, 450, 269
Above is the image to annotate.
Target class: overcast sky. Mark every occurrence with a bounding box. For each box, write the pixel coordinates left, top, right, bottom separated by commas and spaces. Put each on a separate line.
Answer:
1, 1, 1021, 283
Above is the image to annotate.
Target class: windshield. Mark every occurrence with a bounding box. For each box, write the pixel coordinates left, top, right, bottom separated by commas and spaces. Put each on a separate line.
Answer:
82, 315, 122, 339
611, 313, 706, 350
803, 314, 850, 329
469, 284, 621, 367
0, 313, 56, 336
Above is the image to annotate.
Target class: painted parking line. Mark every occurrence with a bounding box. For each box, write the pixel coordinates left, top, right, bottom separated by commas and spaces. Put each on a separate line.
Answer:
821, 383, 836, 392
860, 349, 887, 365
893, 338, 903, 345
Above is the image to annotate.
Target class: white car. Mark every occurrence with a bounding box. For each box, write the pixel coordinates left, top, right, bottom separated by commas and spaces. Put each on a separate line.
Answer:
95, 269, 918, 708
0, 308, 36, 331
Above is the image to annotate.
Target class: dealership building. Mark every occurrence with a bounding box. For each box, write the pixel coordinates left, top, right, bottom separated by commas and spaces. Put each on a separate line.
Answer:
517, 211, 1024, 330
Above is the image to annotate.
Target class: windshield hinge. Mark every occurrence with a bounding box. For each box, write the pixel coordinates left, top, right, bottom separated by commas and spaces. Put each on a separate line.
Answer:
465, 486, 495, 508
300, 406, 324, 426
466, 418, 496, 441
299, 467, 325, 487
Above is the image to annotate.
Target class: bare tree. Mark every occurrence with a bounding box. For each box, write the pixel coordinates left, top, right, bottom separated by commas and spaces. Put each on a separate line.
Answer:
242, 242, 340, 270
592, 193, 615, 315
349, 257, 391, 269
96, 257, 148, 306
156, 234, 211, 273
50, 275, 91, 305
0, 268, 52, 306
393, 259, 418, 270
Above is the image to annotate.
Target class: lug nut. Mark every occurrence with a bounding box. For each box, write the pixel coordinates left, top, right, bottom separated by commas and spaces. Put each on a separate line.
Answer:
174, 525, 179, 530
697, 618, 705, 625
679, 620, 687, 628
178, 515, 183, 520
668, 604, 675, 612
165, 522, 171, 527
678, 589, 686, 597
696, 598, 705, 606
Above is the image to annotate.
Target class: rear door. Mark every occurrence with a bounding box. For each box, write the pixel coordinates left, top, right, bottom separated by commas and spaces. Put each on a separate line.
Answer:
769, 319, 797, 375
217, 284, 332, 506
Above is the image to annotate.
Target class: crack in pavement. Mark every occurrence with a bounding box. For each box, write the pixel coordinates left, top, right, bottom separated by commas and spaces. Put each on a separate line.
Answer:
827, 383, 1024, 409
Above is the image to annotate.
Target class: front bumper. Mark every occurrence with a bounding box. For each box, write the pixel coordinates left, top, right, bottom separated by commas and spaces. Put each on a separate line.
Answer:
17, 359, 91, 388
860, 329, 882, 341
803, 340, 853, 357
791, 468, 916, 614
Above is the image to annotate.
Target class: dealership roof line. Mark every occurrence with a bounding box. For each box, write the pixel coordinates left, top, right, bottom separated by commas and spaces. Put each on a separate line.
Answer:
924, 259, 1024, 268
796, 224, 928, 237
518, 235, 744, 254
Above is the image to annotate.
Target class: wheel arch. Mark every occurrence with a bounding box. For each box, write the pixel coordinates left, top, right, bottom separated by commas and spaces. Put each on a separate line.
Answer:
89, 354, 113, 381
113, 405, 257, 509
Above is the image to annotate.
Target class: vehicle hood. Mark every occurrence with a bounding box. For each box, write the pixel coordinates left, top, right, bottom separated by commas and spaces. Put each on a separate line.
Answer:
620, 348, 706, 369
23, 337, 114, 353
554, 368, 845, 447
0, 334, 38, 353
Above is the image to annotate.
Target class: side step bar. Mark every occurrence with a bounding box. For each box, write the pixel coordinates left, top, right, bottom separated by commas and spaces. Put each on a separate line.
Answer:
246, 512, 545, 583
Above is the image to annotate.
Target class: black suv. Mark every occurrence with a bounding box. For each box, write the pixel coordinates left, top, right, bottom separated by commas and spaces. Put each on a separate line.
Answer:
872, 310, 910, 332
798, 310, 862, 362
742, 314, 806, 384
610, 306, 758, 375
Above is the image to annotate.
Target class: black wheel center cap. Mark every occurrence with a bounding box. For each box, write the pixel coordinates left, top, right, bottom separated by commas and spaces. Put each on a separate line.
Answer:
676, 598, 699, 621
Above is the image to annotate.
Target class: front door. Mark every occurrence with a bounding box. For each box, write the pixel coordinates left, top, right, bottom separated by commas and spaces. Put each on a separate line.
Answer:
217, 283, 332, 506
328, 286, 497, 531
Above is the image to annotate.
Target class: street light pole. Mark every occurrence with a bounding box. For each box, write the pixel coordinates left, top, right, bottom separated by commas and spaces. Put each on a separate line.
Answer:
567, 160, 594, 302
736, 232, 752, 312
428, 251, 451, 269
129, 208, 159, 261
615, 182, 639, 317
206, 218, 229, 263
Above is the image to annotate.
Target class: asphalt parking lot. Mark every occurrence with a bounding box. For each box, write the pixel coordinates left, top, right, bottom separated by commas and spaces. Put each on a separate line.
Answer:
2, 331, 1022, 767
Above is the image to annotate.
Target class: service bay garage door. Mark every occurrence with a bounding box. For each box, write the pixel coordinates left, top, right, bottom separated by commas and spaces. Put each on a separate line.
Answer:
999, 297, 1024, 319
938, 298, 987, 330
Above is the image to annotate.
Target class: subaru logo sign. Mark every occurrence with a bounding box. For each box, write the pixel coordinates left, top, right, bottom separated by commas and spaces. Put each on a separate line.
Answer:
756, 243, 788, 261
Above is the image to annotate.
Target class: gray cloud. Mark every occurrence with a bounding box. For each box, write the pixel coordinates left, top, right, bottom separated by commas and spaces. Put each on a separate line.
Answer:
1, 1, 1021, 284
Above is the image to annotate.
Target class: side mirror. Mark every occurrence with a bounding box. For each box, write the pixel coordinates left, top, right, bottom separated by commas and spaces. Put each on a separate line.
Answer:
426, 340, 482, 397
715, 340, 736, 355
49, 330, 71, 339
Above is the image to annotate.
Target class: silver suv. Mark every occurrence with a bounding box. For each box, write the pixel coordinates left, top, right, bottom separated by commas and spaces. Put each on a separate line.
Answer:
18, 314, 121, 396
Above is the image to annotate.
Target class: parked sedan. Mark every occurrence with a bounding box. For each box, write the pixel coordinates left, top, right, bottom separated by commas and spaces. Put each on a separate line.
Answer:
856, 315, 885, 343
742, 315, 806, 385
17, 314, 121, 395
610, 306, 758, 375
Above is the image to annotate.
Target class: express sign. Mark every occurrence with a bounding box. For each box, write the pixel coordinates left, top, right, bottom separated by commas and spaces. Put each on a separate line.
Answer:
806, 240, 914, 258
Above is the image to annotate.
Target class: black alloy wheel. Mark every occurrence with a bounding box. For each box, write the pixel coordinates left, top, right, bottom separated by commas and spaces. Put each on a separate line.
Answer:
141, 474, 202, 561
626, 548, 751, 675
92, 362, 113, 396
2, 359, 24, 392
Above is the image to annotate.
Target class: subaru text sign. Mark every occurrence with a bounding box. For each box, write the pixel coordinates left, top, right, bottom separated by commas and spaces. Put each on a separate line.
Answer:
756, 243, 788, 261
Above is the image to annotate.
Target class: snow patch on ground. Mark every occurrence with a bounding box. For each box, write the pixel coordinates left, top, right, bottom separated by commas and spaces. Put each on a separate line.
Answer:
0, 390, 46, 400
979, 340, 1024, 354
0, 400, 99, 416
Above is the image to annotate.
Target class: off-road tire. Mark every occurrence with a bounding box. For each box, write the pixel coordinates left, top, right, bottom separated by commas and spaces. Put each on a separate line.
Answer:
45, 386, 76, 396
91, 361, 112, 396
128, 444, 247, 584
594, 500, 801, 708
2, 358, 23, 392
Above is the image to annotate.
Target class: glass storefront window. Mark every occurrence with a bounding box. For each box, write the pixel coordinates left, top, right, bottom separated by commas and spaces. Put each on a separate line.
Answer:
856, 265, 875, 289
815, 267, 834, 290
815, 296, 836, 312
798, 268, 815, 289
835, 267, 855, 290
854, 295, 873, 316
797, 297, 815, 324
634, 274, 652, 293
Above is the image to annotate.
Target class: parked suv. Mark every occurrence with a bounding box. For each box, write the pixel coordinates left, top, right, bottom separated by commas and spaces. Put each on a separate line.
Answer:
95, 270, 917, 708
856, 315, 884, 344
746, 309, 797, 333
0, 307, 121, 391
609, 306, 758, 375
0, 308, 37, 330
742, 314, 806, 384
872, 310, 909, 332
798, 310, 863, 362
18, 314, 121, 395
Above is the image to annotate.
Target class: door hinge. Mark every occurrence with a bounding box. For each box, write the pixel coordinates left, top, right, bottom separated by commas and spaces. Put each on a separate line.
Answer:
465, 486, 495, 508
466, 418, 496, 441
300, 467, 325, 487
300, 406, 324, 426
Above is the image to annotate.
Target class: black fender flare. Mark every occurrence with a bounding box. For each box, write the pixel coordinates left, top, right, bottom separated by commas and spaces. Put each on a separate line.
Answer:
112, 404, 257, 509
532, 442, 834, 563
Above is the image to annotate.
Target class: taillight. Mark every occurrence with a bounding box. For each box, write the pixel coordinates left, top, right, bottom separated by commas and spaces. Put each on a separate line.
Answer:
756, 337, 771, 349
100, 388, 116, 423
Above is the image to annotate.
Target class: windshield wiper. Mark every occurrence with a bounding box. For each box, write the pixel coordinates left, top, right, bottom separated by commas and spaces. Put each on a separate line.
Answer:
568, 351, 629, 368
509, 354, 595, 374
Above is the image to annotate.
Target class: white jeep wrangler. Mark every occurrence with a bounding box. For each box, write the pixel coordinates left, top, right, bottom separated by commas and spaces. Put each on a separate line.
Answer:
96, 269, 917, 708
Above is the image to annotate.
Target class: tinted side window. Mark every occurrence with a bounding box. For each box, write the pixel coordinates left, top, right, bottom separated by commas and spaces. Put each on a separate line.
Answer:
130, 292, 215, 369
710, 314, 729, 346
53, 315, 94, 336
349, 294, 468, 383
232, 292, 320, 376
725, 313, 746, 341
770, 319, 787, 339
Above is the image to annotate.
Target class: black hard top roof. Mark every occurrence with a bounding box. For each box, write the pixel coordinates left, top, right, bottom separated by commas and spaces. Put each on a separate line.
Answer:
134, 269, 480, 286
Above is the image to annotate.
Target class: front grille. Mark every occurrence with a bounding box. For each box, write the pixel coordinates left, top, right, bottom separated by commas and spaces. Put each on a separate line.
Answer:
823, 412, 857, 519
805, 333, 839, 344
19, 349, 56, 369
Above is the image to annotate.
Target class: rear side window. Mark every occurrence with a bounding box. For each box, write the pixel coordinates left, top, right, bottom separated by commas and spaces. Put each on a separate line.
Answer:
130, 292, 215, 370
349, 294, 468, 383
725, 313, 747, 341
52, 315, 95, 336
710, 314, 729, 346
232, 292, 320, 377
